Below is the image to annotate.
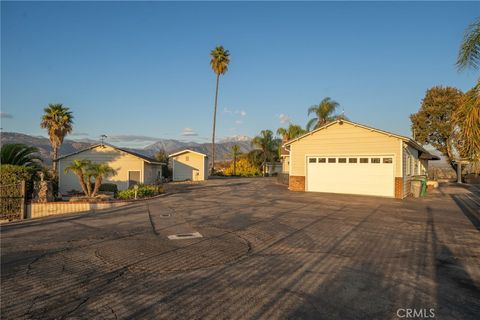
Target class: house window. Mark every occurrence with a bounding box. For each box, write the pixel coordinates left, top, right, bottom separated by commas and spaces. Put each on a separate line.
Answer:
338, 158, 347, 163
309, 158, 317, 163
360, 158, 369, 163
318, 158, 326, 163
371, 158, 381, 164
406, 155, 411, 175
349, 158, 357, 163
383, 158, 393, 164
328, 158, 336, 163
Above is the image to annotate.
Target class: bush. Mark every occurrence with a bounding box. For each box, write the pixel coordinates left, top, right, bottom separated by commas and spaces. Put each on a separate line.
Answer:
0, 164, 33, 186
224, 158, 261, 177
99, 183, 118, 195
117, 184, 161, 200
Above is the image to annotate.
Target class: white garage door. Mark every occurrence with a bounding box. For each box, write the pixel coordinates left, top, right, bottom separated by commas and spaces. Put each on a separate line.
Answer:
307, 155, 395, 197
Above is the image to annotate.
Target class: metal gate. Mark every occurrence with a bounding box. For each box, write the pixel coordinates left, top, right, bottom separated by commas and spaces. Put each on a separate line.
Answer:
0, 181, 26, 222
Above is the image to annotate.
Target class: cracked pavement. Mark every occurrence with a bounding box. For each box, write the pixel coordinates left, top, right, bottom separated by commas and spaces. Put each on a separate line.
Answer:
1, 178, 480, 319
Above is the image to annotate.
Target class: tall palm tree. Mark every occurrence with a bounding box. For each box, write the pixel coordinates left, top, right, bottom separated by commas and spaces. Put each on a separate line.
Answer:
40, 103, 74, 175
229, 144, 241, 176
64, 159, 91, 196
0, 143, 42, 170
276, 124, 306, 141
457, 17, 480, 71
251, 130, 277, 175
210, 45, 230, 174
306, 97, 340, 131
88, 163, 117, 197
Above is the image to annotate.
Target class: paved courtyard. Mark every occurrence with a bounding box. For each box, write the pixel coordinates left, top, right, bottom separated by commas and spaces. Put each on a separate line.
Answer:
1, 178, 479, 319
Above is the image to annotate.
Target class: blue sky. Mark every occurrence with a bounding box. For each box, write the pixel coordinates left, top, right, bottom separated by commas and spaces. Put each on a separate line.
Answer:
1, 1, 478, 148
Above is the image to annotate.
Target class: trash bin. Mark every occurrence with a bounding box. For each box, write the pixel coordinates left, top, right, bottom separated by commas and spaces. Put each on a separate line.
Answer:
411, 180, 422, 198
412, 175, 428, 197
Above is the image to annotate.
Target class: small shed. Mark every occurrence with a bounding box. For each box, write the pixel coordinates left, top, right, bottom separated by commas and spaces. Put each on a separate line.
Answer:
169, 149, 208, 181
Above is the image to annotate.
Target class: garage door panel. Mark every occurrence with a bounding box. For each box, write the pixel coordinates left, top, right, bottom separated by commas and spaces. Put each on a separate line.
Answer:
307, 155, 394, 197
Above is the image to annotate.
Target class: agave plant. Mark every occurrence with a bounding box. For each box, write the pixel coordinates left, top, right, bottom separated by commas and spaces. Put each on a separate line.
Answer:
0, 143, 42, 170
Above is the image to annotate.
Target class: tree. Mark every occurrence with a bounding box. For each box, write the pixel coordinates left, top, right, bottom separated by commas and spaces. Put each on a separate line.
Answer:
277, 124, 306, 141
251, 130, 278, 175
154, 149, 169, 163
410, 86, 464, 172
64, 159, 91, 196
40, 104, 74, 175
210, 45, 230, 174
224, 157, 260, 177
307, 97, 341, 131
88, 163, 117, 197
0, 144, 42, 170
453, 82, 480, 165
229, 144, 241, 176
64, 160, 116, 197
457, 17, 480, 71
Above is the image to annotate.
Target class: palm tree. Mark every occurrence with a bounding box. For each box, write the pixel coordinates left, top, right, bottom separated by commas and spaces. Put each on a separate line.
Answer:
40, 104, 74, 175
276, 124, 306, 141
229, 144, 241, 176
457, 17, 480, 71
0, 144, 42, 170
306, 97, 340, 131
64, 159, 91, 196
88, 163, 117, 197
454, 81, 480, 162
251, 130, 278, 175
210, 45, 230, 174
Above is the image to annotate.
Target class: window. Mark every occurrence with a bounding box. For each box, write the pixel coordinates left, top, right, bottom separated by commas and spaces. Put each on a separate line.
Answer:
328, 158, 336, 163
338, 158, 347, 163
360, 158, 369, 163
318, 158, 326, 163
309, 158, 317, 163
185, 156, 190, 161
383, 158, 393, 164
349, 158, 358, 163
371, 158, 381, 164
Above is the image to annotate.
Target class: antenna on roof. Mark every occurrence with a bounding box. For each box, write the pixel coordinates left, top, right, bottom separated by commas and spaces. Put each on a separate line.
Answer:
100, 134, 107, 146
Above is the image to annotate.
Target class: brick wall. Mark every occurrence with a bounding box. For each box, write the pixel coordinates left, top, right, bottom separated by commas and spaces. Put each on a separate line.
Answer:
289, 176, 305, 191
27, 201, 131, 219
394, 177, 403, 199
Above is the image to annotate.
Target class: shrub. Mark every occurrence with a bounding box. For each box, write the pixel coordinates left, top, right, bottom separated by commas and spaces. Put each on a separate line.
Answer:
224, 158, 261, 177
0, 164, 33, 186
117, 185, 161, 200
99, 183, 118, 195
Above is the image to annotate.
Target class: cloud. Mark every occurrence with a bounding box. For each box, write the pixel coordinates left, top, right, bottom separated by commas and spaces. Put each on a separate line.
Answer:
235, 110, 247, 117
235, 120, 243, 125
70, 132, 89, 136
223, 108, 233, 114
278, 113, 291, 124
0, 112, 13, 119
181, 127, 198, 137
224, 108, 246, 117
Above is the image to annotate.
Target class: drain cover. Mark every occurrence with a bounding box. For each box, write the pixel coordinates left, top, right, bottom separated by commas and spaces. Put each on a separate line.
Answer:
168, 232, 203, 240
160, 213, 171, 217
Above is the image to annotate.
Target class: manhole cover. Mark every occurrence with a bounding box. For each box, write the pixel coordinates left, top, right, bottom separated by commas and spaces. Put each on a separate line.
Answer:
168, 232, 202, 240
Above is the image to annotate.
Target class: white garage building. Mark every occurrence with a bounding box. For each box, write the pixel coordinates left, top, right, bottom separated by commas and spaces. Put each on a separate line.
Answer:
283, 120, 439, 198
170, 149, 209, 182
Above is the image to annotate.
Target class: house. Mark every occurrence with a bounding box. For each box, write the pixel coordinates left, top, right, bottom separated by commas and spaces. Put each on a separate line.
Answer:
283, 120, 439, 198
56, 144, 165, 195
169, 149, 208, 181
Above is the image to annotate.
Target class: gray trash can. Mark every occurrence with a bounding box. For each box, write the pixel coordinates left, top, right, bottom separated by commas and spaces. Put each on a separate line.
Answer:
411, 180, 422, 198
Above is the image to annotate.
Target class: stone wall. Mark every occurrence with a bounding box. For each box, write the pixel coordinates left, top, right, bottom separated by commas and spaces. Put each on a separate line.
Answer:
27, 201, 132, 219
289, 176, 305, 191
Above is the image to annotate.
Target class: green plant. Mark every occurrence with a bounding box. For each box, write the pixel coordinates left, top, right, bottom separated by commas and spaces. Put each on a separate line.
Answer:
0, 144, 42, 170
224, 158, 260, 177
0, 164, 33, 186
457, 17, 480, 71
87, 163, 117, 197
210, 45, 231, 174
251, 130, 279, 174
117, 184, 160, 200
64, 160, 116, 197
99, 183, 118, 195
40, 103, 74, 175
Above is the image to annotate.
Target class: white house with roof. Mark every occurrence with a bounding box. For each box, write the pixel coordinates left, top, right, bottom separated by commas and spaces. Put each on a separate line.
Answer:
169, 149, 208, 181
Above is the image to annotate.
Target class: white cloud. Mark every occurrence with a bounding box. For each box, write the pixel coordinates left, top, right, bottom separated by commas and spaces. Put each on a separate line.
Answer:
278, 113, 291, 124
235, 110, 247, 117
181, 127, 198, 137
0, 112, 13, 119
235, 120, 243, 125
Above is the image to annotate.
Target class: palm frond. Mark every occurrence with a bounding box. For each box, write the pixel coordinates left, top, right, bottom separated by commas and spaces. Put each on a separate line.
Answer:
457, 17, 480, 71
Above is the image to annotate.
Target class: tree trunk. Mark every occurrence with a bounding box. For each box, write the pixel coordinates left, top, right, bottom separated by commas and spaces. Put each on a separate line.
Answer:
86, 176, 92, 197
211, 74, 220, 175
75, 173, 89, 197
92, 177, 102, 197
52, 145, 58, 175
233, 154, 237, 176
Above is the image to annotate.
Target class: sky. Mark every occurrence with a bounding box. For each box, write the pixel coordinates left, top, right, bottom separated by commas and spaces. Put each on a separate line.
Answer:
1, 1, 479, 148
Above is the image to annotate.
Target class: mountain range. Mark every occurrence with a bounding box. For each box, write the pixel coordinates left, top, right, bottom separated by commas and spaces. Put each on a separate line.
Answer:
1, 132, 253, 164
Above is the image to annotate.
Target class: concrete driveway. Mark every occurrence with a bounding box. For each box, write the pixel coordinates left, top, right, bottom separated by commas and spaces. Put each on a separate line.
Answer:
1, 178, 479, 319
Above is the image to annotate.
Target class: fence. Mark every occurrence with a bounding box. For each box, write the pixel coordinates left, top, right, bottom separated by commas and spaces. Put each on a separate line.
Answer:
0, 181, 26, 222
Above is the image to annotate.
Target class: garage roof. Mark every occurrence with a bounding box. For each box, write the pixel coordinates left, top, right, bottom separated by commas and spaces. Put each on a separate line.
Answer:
168, 149, 208, 158
284, 119, 440, 160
